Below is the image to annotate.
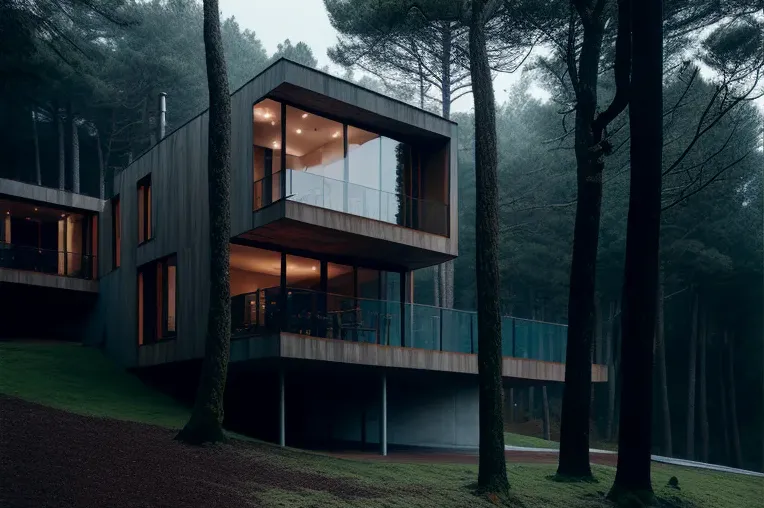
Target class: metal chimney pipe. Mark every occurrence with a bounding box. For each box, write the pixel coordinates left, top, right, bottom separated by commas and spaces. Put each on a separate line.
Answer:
157, 92, 167, 141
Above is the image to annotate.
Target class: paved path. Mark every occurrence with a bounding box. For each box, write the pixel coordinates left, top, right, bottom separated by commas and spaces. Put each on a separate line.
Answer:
505, 446, 764, 477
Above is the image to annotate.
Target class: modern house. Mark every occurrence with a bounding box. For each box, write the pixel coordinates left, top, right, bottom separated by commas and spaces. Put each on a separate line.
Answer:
0, 59, 607, 453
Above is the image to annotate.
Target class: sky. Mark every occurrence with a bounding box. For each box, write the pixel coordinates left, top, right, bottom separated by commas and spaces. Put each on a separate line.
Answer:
218, 0, 529, 113
219, 0, 763, 117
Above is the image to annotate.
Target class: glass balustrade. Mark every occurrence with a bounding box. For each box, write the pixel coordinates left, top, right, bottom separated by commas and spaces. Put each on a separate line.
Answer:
0, 242, 96, 279
230, 285, 572, 363
254, 170, 449, 236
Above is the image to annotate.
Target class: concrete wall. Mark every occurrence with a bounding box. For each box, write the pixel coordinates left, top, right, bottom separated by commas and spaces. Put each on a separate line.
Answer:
282, 367, 478, 449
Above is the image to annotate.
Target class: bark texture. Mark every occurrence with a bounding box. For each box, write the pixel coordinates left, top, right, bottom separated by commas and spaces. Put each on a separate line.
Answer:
655, 280, 673, 456
176, 0, 232, 446
55, 101, 65, 190
609, 0, 662, 500
557, 3, 605, 479
686, 292, 698, 459
469, 0, 508, 495
66, 102, 80, 194
605, 301, 616, 441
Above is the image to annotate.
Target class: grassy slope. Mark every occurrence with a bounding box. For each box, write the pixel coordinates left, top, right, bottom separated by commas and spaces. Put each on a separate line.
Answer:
1, 341, 760, 508
0, 342, 189, 428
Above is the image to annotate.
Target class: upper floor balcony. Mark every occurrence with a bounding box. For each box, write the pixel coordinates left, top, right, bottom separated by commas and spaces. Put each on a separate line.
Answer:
0, 195, 98, 292
232, 61, 458, 271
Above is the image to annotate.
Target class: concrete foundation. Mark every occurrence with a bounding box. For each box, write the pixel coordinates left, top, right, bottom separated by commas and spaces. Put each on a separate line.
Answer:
223, 362, 479, 450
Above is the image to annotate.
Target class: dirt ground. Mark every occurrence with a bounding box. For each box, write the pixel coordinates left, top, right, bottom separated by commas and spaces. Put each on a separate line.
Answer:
0, 395, 384, 508
0, 394, 617, 508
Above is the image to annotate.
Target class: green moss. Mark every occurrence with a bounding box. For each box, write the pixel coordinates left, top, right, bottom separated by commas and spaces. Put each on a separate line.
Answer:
504, 432, 560, 449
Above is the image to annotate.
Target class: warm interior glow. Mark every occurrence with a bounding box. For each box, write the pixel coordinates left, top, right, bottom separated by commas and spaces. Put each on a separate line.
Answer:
167, 265, 176, 332
301, 113, 308, 119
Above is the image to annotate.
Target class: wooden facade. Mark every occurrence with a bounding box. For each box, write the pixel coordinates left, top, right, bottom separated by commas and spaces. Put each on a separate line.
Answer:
89, 59, 459, 368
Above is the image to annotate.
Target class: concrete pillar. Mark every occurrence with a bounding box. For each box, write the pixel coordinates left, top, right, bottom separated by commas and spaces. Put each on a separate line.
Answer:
380, 371, 387, 456
279, 369, 285, 447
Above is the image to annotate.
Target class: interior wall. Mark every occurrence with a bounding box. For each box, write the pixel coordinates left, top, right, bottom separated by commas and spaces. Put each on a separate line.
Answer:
230, 267, 279, 296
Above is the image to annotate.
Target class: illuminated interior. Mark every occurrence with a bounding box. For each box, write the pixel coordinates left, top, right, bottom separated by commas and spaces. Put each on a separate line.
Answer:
0, 198, 97, 279
251, 99, 450, 235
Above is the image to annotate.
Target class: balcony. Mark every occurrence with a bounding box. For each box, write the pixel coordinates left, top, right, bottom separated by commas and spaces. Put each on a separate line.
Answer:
231, 286, 569, 363
0, 243, 96, 280
254, 169, 449, 236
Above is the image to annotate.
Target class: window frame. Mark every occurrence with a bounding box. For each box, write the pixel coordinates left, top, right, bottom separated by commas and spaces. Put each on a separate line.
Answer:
137, 174, 152, 245
137, 254, 177, 346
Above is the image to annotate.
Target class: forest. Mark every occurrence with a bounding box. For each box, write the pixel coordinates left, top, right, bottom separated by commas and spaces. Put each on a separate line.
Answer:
1, 0, 762, 494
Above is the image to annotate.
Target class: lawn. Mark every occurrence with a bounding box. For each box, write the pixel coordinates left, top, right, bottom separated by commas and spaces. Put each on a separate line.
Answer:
0, 341, 189, 428
505, 431, 560, 449
1, 341, 760, 508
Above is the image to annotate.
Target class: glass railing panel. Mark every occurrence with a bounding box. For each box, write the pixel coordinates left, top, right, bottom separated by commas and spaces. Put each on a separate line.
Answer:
0, 243, 95, 280
441, 308, 473, 353
405, 303, 441, 350
501, 316, 514, 356
255, 169, 449, 235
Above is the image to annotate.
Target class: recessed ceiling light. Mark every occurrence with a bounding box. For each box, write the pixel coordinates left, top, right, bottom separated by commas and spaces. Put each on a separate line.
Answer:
60, 213, 66, 218
296, 128, 302, 134
34, 208, 38, 212
263, 112, 272, 119
25, 217, 30, 220
301, 113, 308, 119
332, 132, 340, 138
311, 266, 316, 271
270, 121, 275, 126
5, 211, 9, 215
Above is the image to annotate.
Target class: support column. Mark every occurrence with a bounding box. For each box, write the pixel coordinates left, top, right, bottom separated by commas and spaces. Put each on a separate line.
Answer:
380, 371, 387, 456
279, 369, 285, 447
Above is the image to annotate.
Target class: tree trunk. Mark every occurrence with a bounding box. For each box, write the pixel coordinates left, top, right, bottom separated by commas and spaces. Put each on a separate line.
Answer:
542, 386, 551, 441
66, 102, 80, 194
726, 332, 742, 468
469, 0, 508, 495
96, 130, 105, 200
55, 101, 65, 190
699, 314, 709, 463
557, 7, 605, 480
686, 292, 698, 460
655, 279, 672, 456
609, 0, 662, 500
438, 21, 454, 310
31, 110, 41, 185
176, 0, 232, 446
605, 301, 616, 441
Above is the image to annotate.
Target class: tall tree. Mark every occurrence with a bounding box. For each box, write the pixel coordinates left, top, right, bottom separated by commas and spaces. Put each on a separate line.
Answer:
609, 0, 662, 500
557, 0, 630, 478
176, 0, 232, 445
469, 0, 509, 495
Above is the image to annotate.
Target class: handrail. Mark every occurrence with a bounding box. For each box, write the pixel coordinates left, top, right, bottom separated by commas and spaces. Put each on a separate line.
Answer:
254, 169, 447, 210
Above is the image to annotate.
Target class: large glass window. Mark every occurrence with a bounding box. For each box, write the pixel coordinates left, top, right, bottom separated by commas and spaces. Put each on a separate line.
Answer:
253, 99, 283, 209
251, 100, 449, 235
138, 254, 176, 345
286, 254, 320, 291
229, 244, 282, 336
327, 262, 353, 296
284, 105, 345, 212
